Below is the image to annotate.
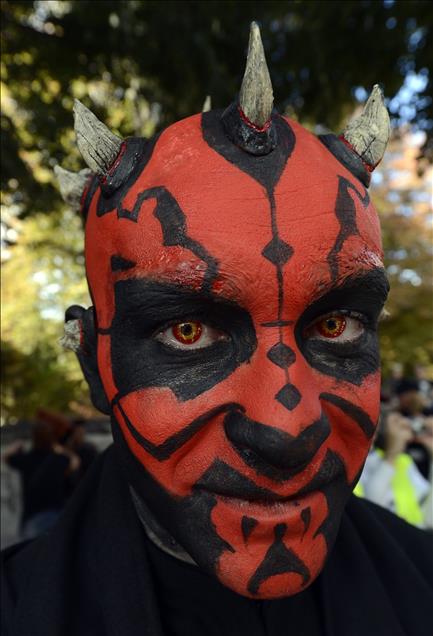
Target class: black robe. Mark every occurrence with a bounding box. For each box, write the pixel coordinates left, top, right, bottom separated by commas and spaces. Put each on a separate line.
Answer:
2, 445, 432, 636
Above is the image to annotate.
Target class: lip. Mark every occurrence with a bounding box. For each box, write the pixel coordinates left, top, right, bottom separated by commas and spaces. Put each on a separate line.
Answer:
194, 483, 323, 517
218, 493, 303, 512
195, 483, 285, 503
195, 472, 332, 504
207, 489, 325, 521
193, 456, 345, 512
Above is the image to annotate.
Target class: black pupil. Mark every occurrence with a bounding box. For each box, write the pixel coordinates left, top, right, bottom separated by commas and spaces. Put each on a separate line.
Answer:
327, 319, 337, 330
181, 323, 193, 337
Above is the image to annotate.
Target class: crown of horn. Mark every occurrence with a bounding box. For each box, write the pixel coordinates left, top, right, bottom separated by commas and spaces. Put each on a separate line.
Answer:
341, 84, 390, 168
59, 319, 81, 352
73, 99, 123, 176
239, 22, 273, 128
54, 166, 92, 211
202, 95, 212, 113
56, 28, 390, 206
219, 22, 276, 155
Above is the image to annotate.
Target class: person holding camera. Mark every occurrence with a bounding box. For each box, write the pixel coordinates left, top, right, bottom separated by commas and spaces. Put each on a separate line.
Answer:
356, 410, 431, 527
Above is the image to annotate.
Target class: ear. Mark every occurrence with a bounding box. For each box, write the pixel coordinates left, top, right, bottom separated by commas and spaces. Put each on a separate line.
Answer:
64, 305, 111, 415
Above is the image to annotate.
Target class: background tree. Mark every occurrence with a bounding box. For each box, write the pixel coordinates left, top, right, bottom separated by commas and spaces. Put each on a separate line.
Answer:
1, 0, 432, 423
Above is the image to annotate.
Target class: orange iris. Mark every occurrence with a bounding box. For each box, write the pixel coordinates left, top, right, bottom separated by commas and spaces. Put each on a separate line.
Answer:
316, 315, 346, 338
172, 321, 203, 345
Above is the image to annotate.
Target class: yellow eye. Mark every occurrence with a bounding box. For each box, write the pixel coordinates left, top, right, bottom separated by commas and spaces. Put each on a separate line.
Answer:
172, 321, 203, 345
155, 321, 229, 351
303, 312, 365, 343
316, 315, 346, 339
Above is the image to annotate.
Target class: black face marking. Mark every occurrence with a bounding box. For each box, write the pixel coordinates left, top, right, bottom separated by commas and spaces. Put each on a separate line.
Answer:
114, 399, 242, 461
102, 185, 219, 291
201, 110, 295, 195
261, 320, 294, 328
66, 305, 110, 414
144, 186, 219, 291
275, 383, 302, 411
95, 136, 159, 218
112, 424, 234, 576
110, 278, 257, 401
319, 134, 371, 188
202, 110, 297, 415
241, 516, 258, 542
327, 176, 370, 281
110, 255, 136, 272
81, 175, 99, 222
296, 269, 389, 385
261, 235, 293, 266
220, 102, 278, 156
100, 138, 150, 198
302, 336, 380, 386
266, 342, 296, 369
298, 449, 350, 551
320, 393, 376, 439
301, 507, 311, 536
224, 411, 330, 482
195, 459, 279, 502
247, 523, 310, 595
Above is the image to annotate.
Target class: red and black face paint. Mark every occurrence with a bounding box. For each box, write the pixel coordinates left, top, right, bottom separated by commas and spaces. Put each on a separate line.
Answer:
60, 24, 390, 599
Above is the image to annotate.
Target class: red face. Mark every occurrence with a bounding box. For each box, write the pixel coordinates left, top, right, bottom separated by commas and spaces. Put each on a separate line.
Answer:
83, 111, 388, 598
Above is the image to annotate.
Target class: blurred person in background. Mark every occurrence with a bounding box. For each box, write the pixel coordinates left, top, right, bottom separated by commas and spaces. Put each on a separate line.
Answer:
356, 410, 432, 528
414, 364, 433, 406
63, 418, 98, 492
416, 410, 433, 526
3, 413, 80, 540
394, 377, 426, 416
380, 361, 404, 403
395, 378, 432, 479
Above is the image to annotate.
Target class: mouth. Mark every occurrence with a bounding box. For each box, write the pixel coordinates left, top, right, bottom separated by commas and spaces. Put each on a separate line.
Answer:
193, 458, 343, 509
217, 494, 304, 516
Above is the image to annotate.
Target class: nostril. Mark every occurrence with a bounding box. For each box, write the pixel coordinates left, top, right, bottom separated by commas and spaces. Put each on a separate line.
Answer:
224, 411, 330, 482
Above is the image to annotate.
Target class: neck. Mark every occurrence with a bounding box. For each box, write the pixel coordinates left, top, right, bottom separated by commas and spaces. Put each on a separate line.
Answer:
130, 486, 196, 566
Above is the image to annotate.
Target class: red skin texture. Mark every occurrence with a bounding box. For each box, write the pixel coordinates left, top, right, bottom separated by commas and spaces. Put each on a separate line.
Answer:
84, 114, 383, 598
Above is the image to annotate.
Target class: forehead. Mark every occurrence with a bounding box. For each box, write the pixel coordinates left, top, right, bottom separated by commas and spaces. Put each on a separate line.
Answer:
85, 113, 382, 324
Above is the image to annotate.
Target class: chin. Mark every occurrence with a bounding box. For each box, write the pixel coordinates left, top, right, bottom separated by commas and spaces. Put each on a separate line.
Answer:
184, 489, 334, 599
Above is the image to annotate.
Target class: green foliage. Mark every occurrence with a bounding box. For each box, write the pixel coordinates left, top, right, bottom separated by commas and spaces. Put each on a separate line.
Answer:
1, 208, 91, 423
1, 1, 432, 422
379, 201, 433, 375
2, 0, 432, 215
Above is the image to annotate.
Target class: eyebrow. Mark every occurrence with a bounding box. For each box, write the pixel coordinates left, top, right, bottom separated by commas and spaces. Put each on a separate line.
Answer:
113, 278, 245, 322
300, 268, 390, 324
315, 267, 389, 300
113, 258, 252, 304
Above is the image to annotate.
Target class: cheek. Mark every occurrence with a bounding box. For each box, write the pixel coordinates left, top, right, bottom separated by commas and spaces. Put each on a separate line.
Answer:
318, 371, 380, 482
111, 379, 248, 496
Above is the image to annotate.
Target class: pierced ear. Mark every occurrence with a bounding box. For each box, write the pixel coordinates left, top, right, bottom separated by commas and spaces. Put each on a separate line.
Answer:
63, 305, 110, 415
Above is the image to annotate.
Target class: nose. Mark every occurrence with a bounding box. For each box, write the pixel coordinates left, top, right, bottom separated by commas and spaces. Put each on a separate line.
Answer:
238, 331, 322, 434
224, 410, 330, 482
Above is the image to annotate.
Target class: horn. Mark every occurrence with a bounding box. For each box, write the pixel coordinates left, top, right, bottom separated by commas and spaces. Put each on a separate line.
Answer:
73, 99, 123, 176
202, 95, 212, 112
54, 166, 92, 211
239, 22, 273, 128
341, 85, 390, 168
59, 319, 82, 353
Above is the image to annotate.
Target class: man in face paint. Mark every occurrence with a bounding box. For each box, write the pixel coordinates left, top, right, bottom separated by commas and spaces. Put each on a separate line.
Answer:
3, 23, 432, 636
57, 23, 391, 600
